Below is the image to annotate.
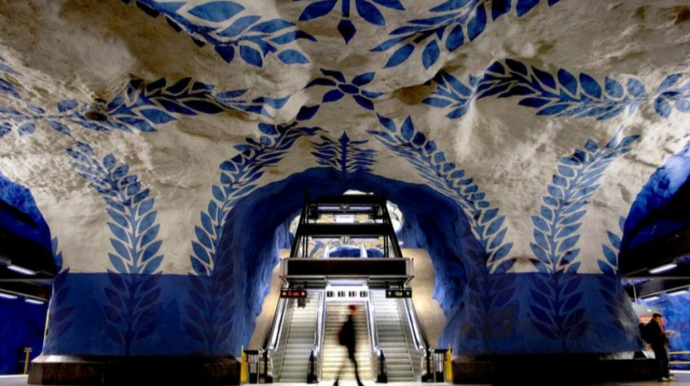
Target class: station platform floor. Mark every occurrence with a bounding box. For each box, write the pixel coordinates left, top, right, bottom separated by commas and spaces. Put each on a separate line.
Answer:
1, 373, 689, 386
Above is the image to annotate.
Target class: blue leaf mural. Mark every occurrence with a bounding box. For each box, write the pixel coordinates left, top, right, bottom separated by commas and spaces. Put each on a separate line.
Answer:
45, 238, 76, 342
424, 61, 690, 121
125, 0, 316, 66
0, 75, 293, 138
296, 0, 405, 44
598, 216, 624, 275
525, 132, 638, 347
304, 69, 384, 117
374, 0, 561, 69
185, 121, 319, 352
311, 132, 377, 177
367, 115, 513, 272
528, 132, 638, 273
66, 141, 165, 354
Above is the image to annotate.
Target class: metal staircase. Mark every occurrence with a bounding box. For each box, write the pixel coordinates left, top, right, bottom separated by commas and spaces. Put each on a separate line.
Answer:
274, 292, 321, 383
370, 290, 418, 382
321, 303, 373, 381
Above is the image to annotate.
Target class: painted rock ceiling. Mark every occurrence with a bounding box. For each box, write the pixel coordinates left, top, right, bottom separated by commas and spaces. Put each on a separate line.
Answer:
0, 0, 689, 276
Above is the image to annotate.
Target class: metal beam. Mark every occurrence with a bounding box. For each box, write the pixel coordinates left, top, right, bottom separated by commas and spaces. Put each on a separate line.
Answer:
299, 223, 390, 237
619, 227, 690, 277
624, 279, 690, 298
0, 281, 51, 301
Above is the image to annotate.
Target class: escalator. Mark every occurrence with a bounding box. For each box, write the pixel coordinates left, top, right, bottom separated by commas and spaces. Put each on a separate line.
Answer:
321, 303, 372, 381
272, 292, 322, 382
370, 290, 424, 382
257, 194, 431, 383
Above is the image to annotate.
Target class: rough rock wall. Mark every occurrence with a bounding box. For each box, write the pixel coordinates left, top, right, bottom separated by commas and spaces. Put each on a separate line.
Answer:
0, 0, 688, 357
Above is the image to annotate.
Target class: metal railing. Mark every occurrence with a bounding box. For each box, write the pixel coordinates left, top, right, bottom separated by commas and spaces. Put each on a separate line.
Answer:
311, 291, 326, 382
262, 297, 289, 382
366, 298, 387, 382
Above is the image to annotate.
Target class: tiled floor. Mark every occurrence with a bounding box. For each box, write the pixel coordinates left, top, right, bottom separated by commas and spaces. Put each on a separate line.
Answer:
1, 373, 689, 386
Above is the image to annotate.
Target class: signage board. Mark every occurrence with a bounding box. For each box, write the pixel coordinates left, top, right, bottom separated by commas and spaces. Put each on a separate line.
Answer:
386, 289, 412, 298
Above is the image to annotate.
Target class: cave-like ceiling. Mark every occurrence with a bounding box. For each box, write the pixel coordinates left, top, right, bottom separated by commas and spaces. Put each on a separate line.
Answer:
0, 0, 689, 278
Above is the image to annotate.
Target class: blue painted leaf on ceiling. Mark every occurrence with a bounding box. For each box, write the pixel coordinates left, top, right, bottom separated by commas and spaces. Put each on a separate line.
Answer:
296, 0, 405, 44
374, 0, 561, 69
311, 132, 377, 178
425, 60, 690, 121
126, 0, 315, 66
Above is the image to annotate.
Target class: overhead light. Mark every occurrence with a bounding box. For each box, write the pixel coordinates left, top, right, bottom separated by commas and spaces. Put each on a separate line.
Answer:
7, 265, 37, 275
649, 263, 677, 274
642, 295, 659, 302
349, 206, 373, 211
25, 298, 45, 305
318, 205, 341, 211
0, 292, 18, 300
667, 288, 688, 297
334, 215, 355, 224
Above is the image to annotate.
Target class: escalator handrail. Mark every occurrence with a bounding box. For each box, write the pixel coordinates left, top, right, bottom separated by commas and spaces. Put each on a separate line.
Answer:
266, 297, 289, 352
403, 296, 427, 352
366, 294, 385, 381
313, 291, 326, 380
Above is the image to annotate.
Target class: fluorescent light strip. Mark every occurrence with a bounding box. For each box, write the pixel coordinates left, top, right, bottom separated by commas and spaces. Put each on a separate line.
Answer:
642, 295, 660, 302
0, 292, 18, 300
25, 298, 45, 305
649, 263, 677, 274
668, 288, 688, 297
7, 265, 37, 275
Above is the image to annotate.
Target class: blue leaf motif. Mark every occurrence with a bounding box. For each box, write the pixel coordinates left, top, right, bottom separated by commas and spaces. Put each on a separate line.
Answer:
445, 25, 465, 51
385, 44, 414, 68
400, 116, 414, 141
605, 77, 624, 98
579, 73, 602, 98
240, 46, 263, 67
250, 19, 294, 33
277, 49, 309, 65
299, 0, 337, 21
188, 1, 244, 22
18, 123, 36, 136
627, 78, 646, 97
657, 74, 683, 93
352, 72, 375, 87
422, 40, 440, 70
467, 4, 487, 41
354, 0, 384, 26
516, 0, 540, 17
219, 15, 261, 37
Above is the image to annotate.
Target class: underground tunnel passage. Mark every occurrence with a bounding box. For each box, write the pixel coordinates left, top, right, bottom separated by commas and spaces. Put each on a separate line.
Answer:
1, 0, 690, 385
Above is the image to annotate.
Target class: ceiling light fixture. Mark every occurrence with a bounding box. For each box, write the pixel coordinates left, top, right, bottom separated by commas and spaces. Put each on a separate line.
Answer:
25, 298, 45, 305
7, 265, 37, 275
649, 263, 677, 274
642, 295, 659, 302
667, 288, 689, 297
0, 292, 19, 300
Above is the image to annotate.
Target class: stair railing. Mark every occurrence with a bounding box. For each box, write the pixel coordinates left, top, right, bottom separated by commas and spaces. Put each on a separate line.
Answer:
313, 291, 326, 381
264, 297, 290, 381
402, 296, 429, 380
367, 294, 388, 383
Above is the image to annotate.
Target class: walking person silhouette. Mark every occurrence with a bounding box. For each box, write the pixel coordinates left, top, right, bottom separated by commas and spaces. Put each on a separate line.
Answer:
335, 304, 364, 386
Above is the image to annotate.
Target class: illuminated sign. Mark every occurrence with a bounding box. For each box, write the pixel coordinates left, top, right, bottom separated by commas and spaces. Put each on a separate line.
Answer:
326, 290, 369, 298
280, 289, 308, 298
386, 289, 411, 298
